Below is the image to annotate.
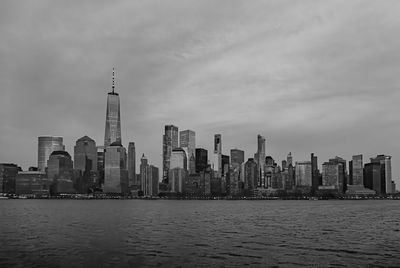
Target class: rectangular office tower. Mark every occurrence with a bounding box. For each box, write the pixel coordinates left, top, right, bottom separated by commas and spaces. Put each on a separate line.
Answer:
104, 68, 122, 148
195, 148, 208, 173
180, 130, 196, 171
213, 134, 222, 177
104, 143, 128, 194
38, 136, 64, 172
231, 149, 244, 168
128, 142, 136, 187
162, 125, 179, 183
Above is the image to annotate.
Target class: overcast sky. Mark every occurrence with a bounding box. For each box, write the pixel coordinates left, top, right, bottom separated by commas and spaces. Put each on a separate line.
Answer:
1, 0, 400, 185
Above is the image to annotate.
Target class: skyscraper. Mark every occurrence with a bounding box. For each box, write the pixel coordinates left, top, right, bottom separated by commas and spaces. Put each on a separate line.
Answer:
195, 148, 208, 173
104, 142, 128, 194
213, 134, 222, 177
295, 161, 312, 187
230, 149, 244, 168
351, 155, 364, 186
74, 136, 97, 172
128, 142, 136, 187
104, 68, 122, 148
162, 125, 179, 183
370, 155, 392, 194
179, 130, 196, 169
38, 136, 64, 171
170, 148, 187, 170
311, 153, 319, 191
47, 151, 75, 194
255, 135, 266, 181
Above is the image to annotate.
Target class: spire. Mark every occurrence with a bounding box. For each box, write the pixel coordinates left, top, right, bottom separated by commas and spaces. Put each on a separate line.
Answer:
112, 67, 115, 93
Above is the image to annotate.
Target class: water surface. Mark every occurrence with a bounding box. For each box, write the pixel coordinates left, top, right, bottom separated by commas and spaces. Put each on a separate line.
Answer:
1, 200, 399, 267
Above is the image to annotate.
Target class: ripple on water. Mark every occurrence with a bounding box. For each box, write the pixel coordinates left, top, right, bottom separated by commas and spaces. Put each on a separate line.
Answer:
1, 200, 400, 267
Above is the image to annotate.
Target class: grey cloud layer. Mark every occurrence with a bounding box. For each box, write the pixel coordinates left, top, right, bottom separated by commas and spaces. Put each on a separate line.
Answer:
1, 0, 400, 184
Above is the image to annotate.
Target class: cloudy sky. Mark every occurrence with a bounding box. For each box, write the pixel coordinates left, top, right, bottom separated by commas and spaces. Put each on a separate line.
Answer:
1, 0, 400, 184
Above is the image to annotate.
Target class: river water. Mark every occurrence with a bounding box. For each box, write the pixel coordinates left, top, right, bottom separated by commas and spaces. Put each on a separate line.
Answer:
0, 200, 399, 267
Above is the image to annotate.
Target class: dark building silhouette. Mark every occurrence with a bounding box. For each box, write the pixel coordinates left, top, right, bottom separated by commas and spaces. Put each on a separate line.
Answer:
244, 158, 258, 194
162, 125, 179, 183
47, 151, 75, 194
128, 142, 136, 187
230, 149, 244, 168
311, 153, 319, 191
195, 148, 208, 173
0, 163, 20, 194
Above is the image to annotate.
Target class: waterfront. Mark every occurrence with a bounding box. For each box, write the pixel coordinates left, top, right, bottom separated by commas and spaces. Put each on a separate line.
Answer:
1, 200, 399, 267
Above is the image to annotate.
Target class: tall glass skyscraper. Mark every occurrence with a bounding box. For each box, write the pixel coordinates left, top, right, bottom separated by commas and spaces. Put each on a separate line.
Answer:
162, 125, 179, 183
104, 68, 121, 148
37, 136, 64, 171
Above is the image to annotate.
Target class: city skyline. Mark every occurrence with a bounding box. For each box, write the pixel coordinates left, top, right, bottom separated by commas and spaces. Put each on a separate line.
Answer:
1, 0, 400, 188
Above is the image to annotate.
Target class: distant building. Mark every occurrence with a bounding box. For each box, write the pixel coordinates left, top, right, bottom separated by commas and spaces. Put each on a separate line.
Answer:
321, 161, 345, 193
47, 151, 75, 194
170, 148, 187, 170
370, 155, 392, 194
195, 148, 208, 173
222, 154, 230, 176
311, 153, 319, 191
169, 167, 186, 193
143, 165, 159, 197
15, 171, 50, 195
38, 136, 64, 172
180, 130, 196, 171
287, 152, 293, 166
128, 142, 136, 187
74, 136, 98, 192
213, 134, 222, 177
0, 163, 20, 194
364, 162, 383, 195
254, 135, 266, 185
162, 125, 179, 183
104, 68, 122, 148
295, 161, 312, 187
140, 154, 148, 193
97, 146, 105, 186
351, 155, 364, 186
230, 149, 244, 168
103, 142, 128, 194
244, 158, 258, 193
74, 136, 97, 172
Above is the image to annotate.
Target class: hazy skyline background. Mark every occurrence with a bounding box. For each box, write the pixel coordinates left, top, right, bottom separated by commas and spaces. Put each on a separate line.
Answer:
1, 0, 400, 185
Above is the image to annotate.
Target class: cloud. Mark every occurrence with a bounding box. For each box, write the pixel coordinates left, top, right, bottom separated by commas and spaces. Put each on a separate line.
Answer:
1, 0, 400, 186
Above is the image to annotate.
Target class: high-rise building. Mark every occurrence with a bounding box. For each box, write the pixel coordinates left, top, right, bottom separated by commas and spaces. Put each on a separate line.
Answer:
244, 158, 258, 192
255, 135, 266, 182
311, 153, 319, 191
230, 149, 244, 168
321, 161, 345, 193
104, 68, 122, 148
142, 165, 159, 197
180, 130, 196, 169
368, 155, 392, 194
170, 148, 187, 170
47, 151, 75, 194
74, 136, 97, 172
162, 125, 179, 183
364, 162, 383, 195
295, 161, 312, 187
287, 152, 293, 166
195, 148, 208, 173
97, 146, 105, 186
0, 163, 20, 194
351, 155, 364, 186
128, 142, 136, 187
38, 136, 64, 172
103, 142, 128, 194
169, 168, 186, 193
222, 154, 230, 176
74, 136, 98, 193
213, 134, 222, 177
140, 154, 148, 193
